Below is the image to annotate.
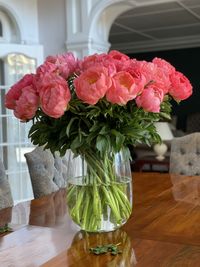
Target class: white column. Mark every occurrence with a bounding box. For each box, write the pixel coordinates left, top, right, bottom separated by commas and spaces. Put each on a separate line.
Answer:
65, 0, 135, 57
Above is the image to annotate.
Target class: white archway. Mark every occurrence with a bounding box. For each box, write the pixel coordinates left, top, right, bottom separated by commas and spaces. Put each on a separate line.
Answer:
65, 0, 175, 57
0, 5, 21, 43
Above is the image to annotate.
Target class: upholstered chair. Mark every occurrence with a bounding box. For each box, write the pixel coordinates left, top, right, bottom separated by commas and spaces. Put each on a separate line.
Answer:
24, 147, 72, 198
0, 158, 13, 209
169, 133, 200, 175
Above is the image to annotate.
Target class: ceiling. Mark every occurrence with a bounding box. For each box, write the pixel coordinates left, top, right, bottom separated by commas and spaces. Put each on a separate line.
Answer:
109, 0, 200, 54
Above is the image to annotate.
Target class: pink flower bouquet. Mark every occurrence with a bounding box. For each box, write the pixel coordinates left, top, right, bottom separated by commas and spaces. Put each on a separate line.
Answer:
5, 50, 192, 232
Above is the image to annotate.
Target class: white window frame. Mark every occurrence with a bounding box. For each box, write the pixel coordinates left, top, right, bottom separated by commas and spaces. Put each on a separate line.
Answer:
0, 5, 43, 202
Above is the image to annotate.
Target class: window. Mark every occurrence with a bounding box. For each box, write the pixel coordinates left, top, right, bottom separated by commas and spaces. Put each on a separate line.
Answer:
0, 54, 37, 202
0, 6, 43, 202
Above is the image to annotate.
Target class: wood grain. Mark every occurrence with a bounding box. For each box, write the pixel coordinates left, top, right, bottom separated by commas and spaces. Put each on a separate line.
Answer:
1, 172, 200, 266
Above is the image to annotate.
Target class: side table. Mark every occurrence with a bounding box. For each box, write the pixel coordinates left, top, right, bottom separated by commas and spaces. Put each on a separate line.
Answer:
132, 155, 170, 172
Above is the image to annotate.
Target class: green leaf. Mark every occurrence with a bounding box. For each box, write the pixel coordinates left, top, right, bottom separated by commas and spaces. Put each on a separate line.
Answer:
111, 129, 125, 151
66, 117, 79, 137
70, 136, 84, 152
96, 135, 108, 155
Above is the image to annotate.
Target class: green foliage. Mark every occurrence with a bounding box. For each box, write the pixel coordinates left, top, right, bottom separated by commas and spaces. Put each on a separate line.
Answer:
89, 243, 122, 255
0, 224, 12, 234
28, 82, 172, 157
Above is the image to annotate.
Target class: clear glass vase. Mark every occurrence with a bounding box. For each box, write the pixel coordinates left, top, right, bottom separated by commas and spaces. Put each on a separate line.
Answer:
66, 148, 132, 232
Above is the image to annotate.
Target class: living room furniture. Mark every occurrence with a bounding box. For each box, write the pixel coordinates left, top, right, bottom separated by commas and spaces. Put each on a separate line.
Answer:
1, 172, 200, 266
133, 155, 170, 172
153, 122, 174, 160
0, 158, 13, 210
170, 132, 200, 175
25, 147, 71, 198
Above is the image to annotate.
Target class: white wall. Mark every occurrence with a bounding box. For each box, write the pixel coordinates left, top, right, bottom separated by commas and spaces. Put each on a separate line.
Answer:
37, 0, 67, 57
0, 0, 39, 44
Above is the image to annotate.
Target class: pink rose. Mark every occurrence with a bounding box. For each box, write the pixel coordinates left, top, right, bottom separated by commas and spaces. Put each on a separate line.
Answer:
5, 74, 35, 109
74, 66, 112, 105
136, 85, 164, 112
39, 73, 71, 118
169, 71, 193, 101
106, 71, 141, 105
14, 86, 39, 121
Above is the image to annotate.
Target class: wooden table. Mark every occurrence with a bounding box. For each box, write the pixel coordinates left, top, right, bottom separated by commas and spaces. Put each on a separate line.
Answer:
1, 172, 200, 266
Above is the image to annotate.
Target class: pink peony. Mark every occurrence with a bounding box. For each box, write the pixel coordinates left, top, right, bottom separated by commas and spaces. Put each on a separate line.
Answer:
108, 50, 130, 71
136, 85, 164, 112
129, 60, 157, 86
14, 86, 39, 121
80, 54, 106, 70
152, 57, 176, 94
169, 71, 193, 101
5, 74, 35, 109
74, 66, 112, 105
39, 73, 71, 118
35, 62, 58, 92
80, 54, 116, 76
121, 60, 147, 94
152, 67, 171, 94
152, 57, 175, 74
106, 71, 141, 105
108, 50, 130, 61
36, 61, 57, 77
45, 52, 78, 79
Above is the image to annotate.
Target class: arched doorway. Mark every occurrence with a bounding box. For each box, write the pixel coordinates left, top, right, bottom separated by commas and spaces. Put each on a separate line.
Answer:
65, 0, 177, 56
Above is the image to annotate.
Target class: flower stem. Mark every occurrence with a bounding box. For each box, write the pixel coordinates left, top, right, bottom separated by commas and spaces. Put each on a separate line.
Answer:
66, 149, 132, 232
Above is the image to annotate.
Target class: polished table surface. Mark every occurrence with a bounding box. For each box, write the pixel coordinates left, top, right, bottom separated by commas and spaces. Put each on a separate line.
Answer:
1, 172, 200, 266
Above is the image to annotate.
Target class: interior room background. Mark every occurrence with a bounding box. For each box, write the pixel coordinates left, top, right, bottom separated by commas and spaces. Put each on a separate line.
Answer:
0, 0, 200, 202
128, 47, 200, 133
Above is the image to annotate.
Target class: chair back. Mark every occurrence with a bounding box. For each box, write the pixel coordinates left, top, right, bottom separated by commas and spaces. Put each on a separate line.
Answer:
0, 158, 13, 209
170, 132, 200, 175
25, 147, 71, 198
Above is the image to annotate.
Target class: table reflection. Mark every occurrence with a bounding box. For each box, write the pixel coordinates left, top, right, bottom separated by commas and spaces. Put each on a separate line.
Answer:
29, 188, 67, 227
0, 207, 12, 228
66, 229, 137, 267
171, 174, 200, 205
